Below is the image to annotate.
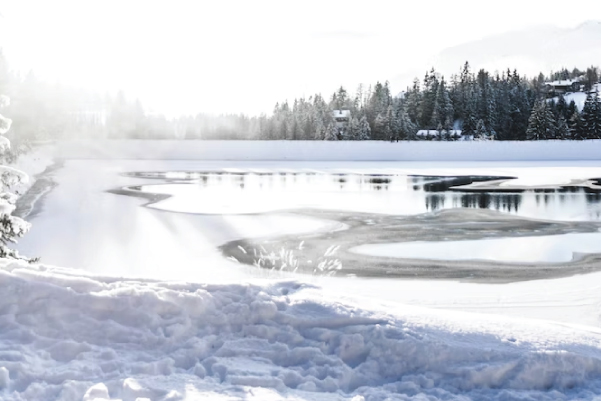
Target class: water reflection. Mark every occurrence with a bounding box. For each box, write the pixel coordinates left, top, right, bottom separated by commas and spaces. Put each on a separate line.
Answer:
125, 172, 601, 221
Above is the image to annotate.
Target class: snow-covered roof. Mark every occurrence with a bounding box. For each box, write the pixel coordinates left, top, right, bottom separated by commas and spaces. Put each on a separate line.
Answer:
416, 130, 462, 136
332, 110, 351, 118
545, 79, 579, 87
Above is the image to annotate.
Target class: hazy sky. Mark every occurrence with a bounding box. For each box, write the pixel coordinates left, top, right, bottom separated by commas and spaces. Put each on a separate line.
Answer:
0, 0, 599, 115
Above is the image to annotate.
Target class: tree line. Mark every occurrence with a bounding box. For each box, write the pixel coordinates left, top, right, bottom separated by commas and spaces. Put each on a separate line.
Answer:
1, 47, 600, 142
254, 64, 600, 141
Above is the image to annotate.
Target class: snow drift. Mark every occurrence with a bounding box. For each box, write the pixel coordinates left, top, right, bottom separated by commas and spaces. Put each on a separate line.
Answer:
2, 259, 601, 400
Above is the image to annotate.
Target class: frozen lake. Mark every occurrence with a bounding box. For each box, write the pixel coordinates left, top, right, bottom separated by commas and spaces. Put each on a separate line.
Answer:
15, 158, 601, 326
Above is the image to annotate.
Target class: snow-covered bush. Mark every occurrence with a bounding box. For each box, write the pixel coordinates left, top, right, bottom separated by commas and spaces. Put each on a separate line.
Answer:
0, 94, 32, 260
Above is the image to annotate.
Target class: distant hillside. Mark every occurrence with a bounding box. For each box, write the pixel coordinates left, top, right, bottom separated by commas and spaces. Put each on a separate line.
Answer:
393, 21, 601, 87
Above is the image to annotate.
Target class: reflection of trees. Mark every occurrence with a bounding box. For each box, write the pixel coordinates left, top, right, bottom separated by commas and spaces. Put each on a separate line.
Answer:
587, 192, 601, 206
425, 192, 522, 213
187, 173, 601, 219
425, 194, 446, 211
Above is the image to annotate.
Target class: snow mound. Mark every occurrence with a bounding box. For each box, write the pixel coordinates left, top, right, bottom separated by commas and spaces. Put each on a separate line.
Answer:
1, 260, 601, 400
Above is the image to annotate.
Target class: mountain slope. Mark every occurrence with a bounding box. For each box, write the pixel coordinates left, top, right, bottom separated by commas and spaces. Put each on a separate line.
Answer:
393, 21, 601, 89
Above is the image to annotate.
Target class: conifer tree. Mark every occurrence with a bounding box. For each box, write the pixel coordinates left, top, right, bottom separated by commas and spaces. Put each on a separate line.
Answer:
581, 90, 601, 139
405, 79, 422, 125
569, 111, 584, 140
556, 115, 569, 140
474, 119, 487, 140
346, 117, 360, 140
324, 123, 339, 140
556, 95, 568, 120
0, 95, 33, 260
358, 116, 371, 140
526, 100, 556, 140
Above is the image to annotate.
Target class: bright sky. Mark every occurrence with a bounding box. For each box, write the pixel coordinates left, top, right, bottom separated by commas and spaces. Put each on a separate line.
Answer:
0, 0, 599, 116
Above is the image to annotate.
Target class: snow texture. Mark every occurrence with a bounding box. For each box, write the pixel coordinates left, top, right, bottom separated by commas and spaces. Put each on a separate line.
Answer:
0, 114, 12, 136
56, 139, 601, 161
8, 141, 601, 400
0, 95, 9, 108
2, 259, 601, 401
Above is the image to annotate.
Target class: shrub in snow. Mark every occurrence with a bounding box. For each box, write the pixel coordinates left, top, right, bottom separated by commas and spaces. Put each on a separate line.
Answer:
0, 95, 33, 260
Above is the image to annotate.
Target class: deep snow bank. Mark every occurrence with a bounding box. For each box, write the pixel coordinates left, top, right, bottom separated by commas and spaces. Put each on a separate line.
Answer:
55, 139, 601, 161
2, 260, 601, 401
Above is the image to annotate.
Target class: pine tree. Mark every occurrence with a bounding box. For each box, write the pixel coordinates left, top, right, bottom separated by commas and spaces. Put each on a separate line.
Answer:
405, 79, 422, 125
526, 100, 556, 140
556, 95, 568, 120
313, 119, 325, 140
394, 103, 416, 140
474, 119, 487, 140
566, 100, 578, 121
556, 115, 569, 140
443, 116, 455, 140
432, 77, 454, 129
324, 123, 338, 140
346, 117, 360, 140
581, 90, 601, 139
419, 68, 439, 128
358, 116, 371, 140
461, 87, 479, 138
0, 95, 33, 260
373, 112, 390, 141
569, 111, 584, 140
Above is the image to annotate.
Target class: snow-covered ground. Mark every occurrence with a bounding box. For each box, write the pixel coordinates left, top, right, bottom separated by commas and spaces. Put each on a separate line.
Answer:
351, 231, 601, 263
55, 139, 601, 161
2, 259, 601, 401
550, 84, 601, 111
8, 143, 56, 196
6, 140, 601, 400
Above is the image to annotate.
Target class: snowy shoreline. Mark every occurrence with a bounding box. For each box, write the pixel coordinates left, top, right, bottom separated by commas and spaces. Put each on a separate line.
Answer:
2, 259, 601, 401
6, 143, 601, 400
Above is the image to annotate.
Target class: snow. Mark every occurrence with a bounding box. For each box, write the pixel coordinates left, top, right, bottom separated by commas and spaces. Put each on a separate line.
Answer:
2, 259, 601, 401
351, 231, 601, 263
8, 143, 56, 196
550, 84, 601, 112
8, 140, 601, 399
56, 139, 601, 161
552, 91, 588, 111
332, 110, 351, 119
0, 95, 9, 108
546, 79, 579, 87
0, 113, 11, 135
399, 22, 601, 89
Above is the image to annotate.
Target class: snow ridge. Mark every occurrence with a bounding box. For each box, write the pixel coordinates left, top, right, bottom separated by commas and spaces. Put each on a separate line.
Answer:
2, 260, 601, 400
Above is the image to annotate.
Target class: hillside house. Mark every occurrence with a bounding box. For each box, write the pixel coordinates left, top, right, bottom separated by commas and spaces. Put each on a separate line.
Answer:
545, 80, 583, 97
332, 110, 351, 129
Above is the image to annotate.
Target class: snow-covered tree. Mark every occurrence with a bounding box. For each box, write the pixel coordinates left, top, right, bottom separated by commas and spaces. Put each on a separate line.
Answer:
474, 119, 488, 140
581, 90, 601, 139
324, 123, 338, 141
346, 117, 360, 140
0, 95, 32, 260
358, 116, 371, 140
569, 111, 584, 140
526, 100, 556, 140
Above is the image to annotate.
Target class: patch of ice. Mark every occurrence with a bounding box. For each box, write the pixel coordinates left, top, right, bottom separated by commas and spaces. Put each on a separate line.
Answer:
350, 232, 601, 263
